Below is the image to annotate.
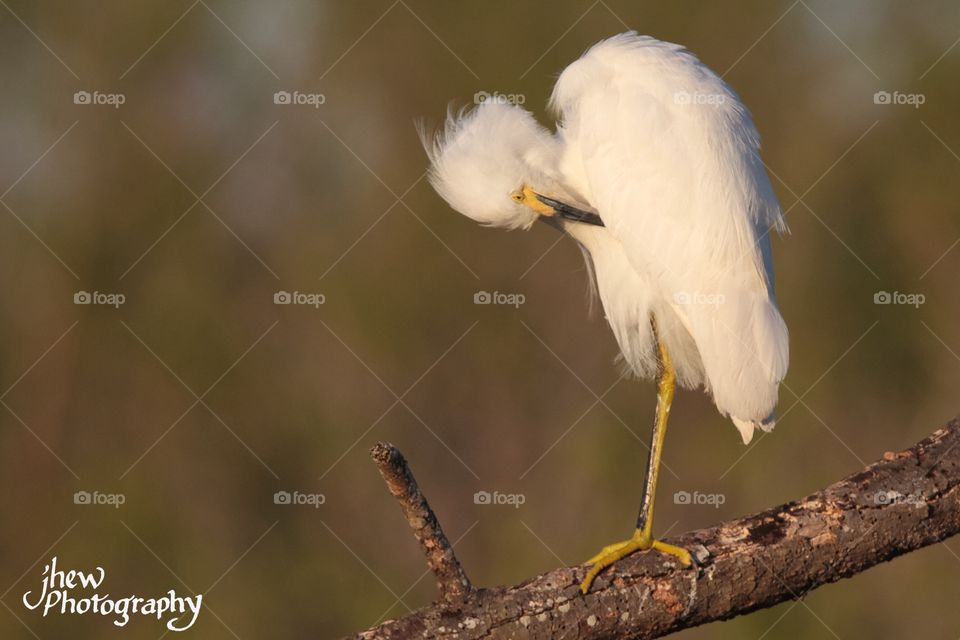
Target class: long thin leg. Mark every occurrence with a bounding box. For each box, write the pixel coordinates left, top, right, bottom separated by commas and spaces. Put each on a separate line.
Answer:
580, 330, 691, 594
637, 334, 675, 536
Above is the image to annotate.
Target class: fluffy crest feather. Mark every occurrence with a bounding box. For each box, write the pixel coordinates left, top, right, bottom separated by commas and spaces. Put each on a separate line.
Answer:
419, 102, 560, 230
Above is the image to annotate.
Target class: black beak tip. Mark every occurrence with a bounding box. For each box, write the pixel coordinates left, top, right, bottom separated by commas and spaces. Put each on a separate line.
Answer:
535, 194, 604, 227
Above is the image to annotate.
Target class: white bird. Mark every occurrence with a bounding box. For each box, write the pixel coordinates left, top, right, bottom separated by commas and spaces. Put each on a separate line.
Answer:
421, 32, 788, 594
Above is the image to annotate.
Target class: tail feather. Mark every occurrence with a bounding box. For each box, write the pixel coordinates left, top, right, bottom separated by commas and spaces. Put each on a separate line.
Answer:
731, 412, 776, 445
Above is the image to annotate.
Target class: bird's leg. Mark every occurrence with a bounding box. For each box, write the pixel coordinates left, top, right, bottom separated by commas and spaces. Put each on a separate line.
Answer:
580, 337, 692, 594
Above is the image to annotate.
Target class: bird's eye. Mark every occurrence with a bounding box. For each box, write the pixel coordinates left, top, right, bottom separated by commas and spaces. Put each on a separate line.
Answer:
511, 192, 524, 203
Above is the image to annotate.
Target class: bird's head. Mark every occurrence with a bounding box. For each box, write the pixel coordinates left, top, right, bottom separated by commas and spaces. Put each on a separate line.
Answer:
420, 102, 602, 230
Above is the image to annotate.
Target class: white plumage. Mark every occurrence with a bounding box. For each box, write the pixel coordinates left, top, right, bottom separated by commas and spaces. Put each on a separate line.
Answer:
423, 33, 788, 444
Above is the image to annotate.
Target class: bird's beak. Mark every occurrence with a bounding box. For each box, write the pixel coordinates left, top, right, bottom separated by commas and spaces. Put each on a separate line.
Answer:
534, 193, 604, 227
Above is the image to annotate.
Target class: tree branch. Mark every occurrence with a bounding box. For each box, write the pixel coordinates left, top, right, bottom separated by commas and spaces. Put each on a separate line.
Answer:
354, 417, 960, 639
370, 442, 474, 604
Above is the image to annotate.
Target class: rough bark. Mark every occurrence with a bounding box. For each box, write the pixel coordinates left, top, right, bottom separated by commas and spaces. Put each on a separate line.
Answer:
352, 417, 960, 639
370, 442, 474, 604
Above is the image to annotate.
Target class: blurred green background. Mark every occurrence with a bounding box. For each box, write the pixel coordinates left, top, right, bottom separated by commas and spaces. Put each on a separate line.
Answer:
1, 1, 959, 638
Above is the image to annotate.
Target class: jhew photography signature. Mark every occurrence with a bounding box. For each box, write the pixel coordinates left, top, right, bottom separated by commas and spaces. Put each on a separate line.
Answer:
22, 556, 202, 631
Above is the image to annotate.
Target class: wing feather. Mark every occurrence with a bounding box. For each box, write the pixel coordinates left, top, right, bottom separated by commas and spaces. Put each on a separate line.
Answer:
553, 34, 788, 437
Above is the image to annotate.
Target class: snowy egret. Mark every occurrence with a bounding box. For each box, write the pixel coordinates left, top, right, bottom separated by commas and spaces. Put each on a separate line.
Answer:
421, 33, 788, 594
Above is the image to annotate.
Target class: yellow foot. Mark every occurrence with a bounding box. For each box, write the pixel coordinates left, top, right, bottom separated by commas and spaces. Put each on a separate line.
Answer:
580, 529, 691, 594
